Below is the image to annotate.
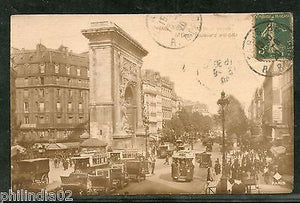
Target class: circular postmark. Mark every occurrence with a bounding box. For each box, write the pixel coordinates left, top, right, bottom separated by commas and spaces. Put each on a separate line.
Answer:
146, 14, 202, 49
242, 19, 293, 77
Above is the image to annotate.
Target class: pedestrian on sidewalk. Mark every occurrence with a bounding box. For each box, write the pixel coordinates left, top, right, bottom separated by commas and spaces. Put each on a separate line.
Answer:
207, 167, 214, 183
263, 165, 270, 184
151, 155, 156, 174
163, 154, 170, 165
214, 159, 221, 175
231, 178, 246, 194
63, 159, 68, 170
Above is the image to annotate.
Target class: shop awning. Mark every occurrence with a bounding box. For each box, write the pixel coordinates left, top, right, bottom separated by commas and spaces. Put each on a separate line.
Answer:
11, 145, 26, 157
46, 143, 67, 150
270, 146, 286, 156
80, 138, 107, 147
62, 142, 80, 149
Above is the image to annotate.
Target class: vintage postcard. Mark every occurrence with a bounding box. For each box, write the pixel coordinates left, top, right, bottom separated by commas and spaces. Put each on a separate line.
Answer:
9, 13, 293, 198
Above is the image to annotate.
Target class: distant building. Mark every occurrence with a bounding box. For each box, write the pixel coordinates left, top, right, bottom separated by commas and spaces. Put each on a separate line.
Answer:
183, 100, 210, 116
161, 76, 177, 121
142, 69, 179, 138
176, 96, 183, 112
11, 44, 89, 144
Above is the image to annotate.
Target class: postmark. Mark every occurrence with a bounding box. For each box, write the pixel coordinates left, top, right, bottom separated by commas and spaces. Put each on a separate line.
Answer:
146, 14, 202, 49
242, 13, 293, 77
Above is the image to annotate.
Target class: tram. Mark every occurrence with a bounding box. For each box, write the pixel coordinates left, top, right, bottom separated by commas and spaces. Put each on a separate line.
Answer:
171, 150, 195, 182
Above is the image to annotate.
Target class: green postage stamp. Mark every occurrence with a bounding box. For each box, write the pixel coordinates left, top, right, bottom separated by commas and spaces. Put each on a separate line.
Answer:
254, 13, 293, 61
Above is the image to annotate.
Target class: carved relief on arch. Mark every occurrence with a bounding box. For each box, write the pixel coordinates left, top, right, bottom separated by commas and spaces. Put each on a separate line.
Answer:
120, 57, 137, 76
119, 78, 137, 133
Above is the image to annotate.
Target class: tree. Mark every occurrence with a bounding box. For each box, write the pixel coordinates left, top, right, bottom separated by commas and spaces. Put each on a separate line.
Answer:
223, 95, 248, 146
161, 108, 213, 144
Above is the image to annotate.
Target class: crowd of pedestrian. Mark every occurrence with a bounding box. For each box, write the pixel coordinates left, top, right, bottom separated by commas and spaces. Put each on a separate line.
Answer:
207, 145, 284, 194
53, 152, 74, 170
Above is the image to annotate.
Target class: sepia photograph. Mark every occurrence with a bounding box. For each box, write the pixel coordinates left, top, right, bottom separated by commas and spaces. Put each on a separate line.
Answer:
10, 13, 293, 196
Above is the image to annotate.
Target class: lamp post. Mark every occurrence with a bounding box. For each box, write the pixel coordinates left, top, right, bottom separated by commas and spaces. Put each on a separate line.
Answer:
216, 90, 229, 194
143, 103, 150, 158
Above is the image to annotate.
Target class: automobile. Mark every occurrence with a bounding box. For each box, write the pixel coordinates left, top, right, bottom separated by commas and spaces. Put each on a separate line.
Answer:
171, 150, 195, 182
157, 145, 169, 158
60, 173, 88, 195
88, 168, 113, 194
110, 164, 129, 189
196, 151, 212, 168
125, 160, 146, 182
12, 158, 50, 191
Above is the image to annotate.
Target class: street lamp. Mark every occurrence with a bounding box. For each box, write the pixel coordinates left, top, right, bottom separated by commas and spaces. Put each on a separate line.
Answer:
216, 90, 229, 194
143, 103, 150, 158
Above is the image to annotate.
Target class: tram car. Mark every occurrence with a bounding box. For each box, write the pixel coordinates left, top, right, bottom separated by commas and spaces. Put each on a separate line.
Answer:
12, 158, 50, 191
171, 150, 195, 182
60, 152, 109, 195
72, 152, 109, 173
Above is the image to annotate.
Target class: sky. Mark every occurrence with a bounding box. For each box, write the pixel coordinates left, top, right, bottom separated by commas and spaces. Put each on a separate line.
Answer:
11, 14, 265, 114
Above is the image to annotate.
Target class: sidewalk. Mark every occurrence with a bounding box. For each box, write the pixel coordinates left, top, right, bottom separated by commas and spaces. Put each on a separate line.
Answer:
281, 174, 293, 187
251, 184, 292, 194
249, 172, 293, 194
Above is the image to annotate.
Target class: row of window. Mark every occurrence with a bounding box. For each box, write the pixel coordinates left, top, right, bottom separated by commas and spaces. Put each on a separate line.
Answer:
162, 110, 172, 118
21, 130, 72, 139
24, 101, 84, 113
23, 114, 85, 125
162, 98, 173, 106
23, 76, 88, 86
161, 87, 173, 96
38, 63, 87, 76
23, 88, 86, 98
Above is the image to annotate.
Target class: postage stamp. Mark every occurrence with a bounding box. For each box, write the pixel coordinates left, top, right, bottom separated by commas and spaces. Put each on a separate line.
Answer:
242, 13, 293, 77
146, 14, 202, 49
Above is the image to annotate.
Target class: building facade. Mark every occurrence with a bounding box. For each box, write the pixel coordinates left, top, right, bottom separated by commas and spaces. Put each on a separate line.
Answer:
248, 87, 264, 136
258, 64, 293, 145
142, 69, 179, 139
12, 44, 89, 144
10, 49, 18, 145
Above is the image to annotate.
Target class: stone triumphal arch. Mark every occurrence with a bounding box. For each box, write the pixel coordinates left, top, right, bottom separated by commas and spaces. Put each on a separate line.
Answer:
82, 22, 148, 150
